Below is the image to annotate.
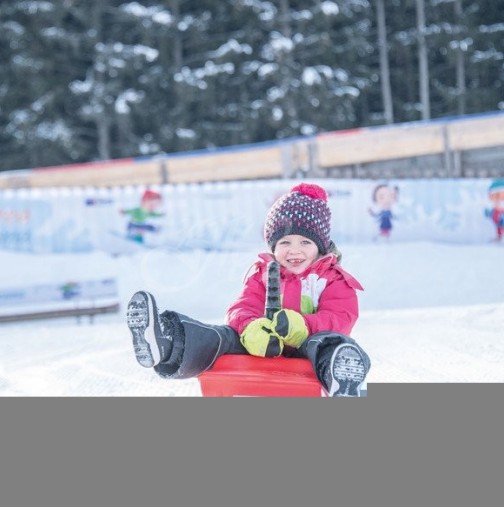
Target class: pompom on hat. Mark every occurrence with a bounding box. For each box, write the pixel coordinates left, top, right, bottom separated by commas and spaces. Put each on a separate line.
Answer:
264, 183, 332, 254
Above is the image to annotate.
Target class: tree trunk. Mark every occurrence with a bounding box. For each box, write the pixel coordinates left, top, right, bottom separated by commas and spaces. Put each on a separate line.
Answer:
454, 0, 466, 116
90, 2, 111, 160
278, 0, 298, 132
97, 117, 112, 160
169, 0, 183, 70
376, 0, 394, 124
415, 0, 430, 120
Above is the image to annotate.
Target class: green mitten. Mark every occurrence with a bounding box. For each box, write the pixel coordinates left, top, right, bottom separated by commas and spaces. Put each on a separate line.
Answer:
271, 309, 309, 348
240, 318, 284, 357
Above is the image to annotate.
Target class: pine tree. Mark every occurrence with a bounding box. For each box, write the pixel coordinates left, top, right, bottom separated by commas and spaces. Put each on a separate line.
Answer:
1, 0, 504, 172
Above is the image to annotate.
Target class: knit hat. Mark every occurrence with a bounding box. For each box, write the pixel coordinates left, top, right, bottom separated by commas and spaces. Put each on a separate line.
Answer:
264, 183, 332, 254
489, 179, 504, 195
142, 189, 162, 202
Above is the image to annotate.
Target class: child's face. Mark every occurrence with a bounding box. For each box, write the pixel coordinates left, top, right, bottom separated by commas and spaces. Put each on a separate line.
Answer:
274, 235, 320, 274
142, 197, 161, 211
490, 190, 504, 208
375, 186, 397, 209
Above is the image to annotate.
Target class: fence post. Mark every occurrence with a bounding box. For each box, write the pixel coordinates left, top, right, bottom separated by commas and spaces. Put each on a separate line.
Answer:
307, 138, 319, 178
160, 160, 169, 184
442, 124, 453, 177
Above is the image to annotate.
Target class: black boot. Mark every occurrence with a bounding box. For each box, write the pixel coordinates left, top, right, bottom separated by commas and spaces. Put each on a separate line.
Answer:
127, 291, 247, 379
154, 311, 247, 379
300, 332, 371, 397
126, 291, 174, 368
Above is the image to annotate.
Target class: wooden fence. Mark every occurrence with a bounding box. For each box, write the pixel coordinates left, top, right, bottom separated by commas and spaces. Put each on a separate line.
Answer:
0, 112, 503, 189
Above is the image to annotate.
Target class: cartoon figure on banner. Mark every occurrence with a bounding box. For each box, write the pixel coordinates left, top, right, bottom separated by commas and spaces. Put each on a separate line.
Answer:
60, 282, 81, 300
484, 179, 504, 242
121, 189, 165, 244
368, 183, 399, 241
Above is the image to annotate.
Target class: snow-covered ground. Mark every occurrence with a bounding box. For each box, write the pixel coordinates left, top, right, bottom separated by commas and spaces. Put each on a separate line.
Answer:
0, 240, 503, 396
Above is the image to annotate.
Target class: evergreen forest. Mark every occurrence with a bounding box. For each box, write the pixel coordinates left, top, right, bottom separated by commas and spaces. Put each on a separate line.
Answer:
1, 0, 503, 172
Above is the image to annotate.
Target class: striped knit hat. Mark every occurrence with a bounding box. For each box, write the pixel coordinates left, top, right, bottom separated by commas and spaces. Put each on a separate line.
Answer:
264, 183, 332, 254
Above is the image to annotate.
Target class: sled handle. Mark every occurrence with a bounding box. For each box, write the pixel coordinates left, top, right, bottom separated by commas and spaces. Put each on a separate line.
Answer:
265, 261, 281, 320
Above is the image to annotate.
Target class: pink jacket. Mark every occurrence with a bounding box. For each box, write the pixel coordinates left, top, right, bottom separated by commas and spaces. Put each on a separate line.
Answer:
225, 252, 363, 337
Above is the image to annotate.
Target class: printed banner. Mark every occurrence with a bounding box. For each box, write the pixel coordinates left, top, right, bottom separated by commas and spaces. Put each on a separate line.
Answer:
0, 178, 502, 255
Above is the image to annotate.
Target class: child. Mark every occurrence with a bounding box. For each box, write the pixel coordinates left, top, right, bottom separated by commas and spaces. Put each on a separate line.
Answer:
127, 183, 370, 397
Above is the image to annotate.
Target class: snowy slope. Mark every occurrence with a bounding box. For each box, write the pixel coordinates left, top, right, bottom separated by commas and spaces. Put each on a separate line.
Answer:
0, 240, 503, 396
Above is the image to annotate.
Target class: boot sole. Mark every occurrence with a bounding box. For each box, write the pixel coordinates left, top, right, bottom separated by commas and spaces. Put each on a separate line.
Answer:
330, 344, 366, 397
127, 291, 161, 368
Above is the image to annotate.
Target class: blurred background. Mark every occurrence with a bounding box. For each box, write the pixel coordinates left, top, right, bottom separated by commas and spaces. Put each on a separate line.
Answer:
1, 0, 503, 171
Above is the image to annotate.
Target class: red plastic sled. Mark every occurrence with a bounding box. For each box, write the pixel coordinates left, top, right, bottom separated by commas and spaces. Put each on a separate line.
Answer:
198, 355, 327, 397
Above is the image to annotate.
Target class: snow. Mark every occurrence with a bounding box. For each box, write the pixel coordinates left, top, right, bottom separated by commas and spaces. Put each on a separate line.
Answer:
263, 33, 294, 59
212, 39, 253, 58
175, 128, 196, 139
132, 44, 159, 62
115, 89, 145, 114
174, 63, 236, 89
257, 63, 278, 78
292, 9, 314, 21
320, 1, 339, 17
17, 1, 54, 14
35, 120, 73, 144
120, 2, 174, 26
0, 240, 503, 396
479, 23, 504, 34
471, 48, 504, 63
302, 68, 322, 86
70, 79, 93, 95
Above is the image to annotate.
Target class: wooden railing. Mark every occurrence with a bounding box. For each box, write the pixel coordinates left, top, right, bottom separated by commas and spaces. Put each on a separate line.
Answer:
315, 113, 504, 169
0, 112, 503, 189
